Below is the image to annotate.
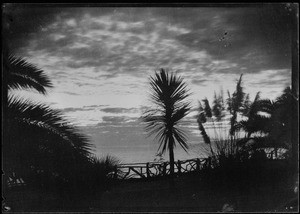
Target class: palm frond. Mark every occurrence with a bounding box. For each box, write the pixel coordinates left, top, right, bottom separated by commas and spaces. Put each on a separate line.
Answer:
237, 89, 274, 137
7, 96, 92, 155
275, 87, 292, 105
172, 103, 191, 124
96, 155, 121, 173
173, 127, 189, 152
5, 54, 52, 94
254, 99, 273, 114
149, 69, 190, 109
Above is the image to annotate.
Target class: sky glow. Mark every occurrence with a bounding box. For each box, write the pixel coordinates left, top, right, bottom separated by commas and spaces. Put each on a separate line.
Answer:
4, 5, 294, 162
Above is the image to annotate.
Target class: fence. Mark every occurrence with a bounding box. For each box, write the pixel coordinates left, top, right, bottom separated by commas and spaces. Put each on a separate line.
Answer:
112, 158, 212, 180
112, 149, 284, 180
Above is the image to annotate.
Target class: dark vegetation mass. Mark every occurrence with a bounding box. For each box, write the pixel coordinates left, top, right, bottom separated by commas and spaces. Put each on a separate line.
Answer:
3, 51, 120, 204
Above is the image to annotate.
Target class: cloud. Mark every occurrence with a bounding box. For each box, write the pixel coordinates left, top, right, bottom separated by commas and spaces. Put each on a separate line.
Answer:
250, 79, 290, 88
60, 107, 87, 113
6, 6, 294, 75
173, 6, 293, 74
191, 79, 209, 85
101, 107, 139, 114
61, 91, 81, 96
83, 104, 108, 108
9, 6, 293, 91
100, 116, 139, 124
74, 82, 95, 87
60, 104, 110, 113
248, 69, 291, 88
102, 116, 127, 123
97, 73, 118, 79
11, 8, 211, 80
47, 101, 59, 105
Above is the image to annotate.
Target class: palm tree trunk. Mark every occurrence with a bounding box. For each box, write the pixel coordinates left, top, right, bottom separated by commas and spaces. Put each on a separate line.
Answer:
168, 136, 175, 176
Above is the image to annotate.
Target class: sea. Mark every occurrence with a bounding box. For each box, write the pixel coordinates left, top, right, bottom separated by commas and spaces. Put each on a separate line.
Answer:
79, 120, 233, 164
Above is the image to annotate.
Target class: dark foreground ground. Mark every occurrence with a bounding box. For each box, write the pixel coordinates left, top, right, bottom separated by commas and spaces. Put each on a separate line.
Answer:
3, 161, 299, 212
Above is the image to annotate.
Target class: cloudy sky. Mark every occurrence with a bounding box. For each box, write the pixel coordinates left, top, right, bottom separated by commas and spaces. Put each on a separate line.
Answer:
3, 4, 295, 161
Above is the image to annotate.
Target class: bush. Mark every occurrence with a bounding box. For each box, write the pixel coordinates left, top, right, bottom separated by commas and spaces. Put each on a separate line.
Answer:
64, 155, 121, 195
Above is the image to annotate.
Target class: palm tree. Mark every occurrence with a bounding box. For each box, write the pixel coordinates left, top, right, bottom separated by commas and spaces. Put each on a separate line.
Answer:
3, 53, 92, 188
236, 92, 273, 138
142, 69, 191, 176
236, 88, 294, 159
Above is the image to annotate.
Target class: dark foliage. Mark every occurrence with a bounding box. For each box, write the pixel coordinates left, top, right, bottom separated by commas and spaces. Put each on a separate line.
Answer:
236, 92, 273, 138
4, 54, 53, 94
268, 87, 294, 148
2, 53, 95, 193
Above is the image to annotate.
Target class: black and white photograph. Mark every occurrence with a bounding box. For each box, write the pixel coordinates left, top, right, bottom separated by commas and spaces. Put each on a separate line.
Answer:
2, 3, 299, 212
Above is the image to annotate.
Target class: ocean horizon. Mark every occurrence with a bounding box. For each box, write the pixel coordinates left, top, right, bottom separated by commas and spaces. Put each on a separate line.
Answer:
79, 120, 233, 164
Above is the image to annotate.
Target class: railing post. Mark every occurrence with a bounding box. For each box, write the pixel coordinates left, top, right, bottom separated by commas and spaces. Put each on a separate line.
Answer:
206, 157, 211, 169
177, 160, 181, 174
270, 151, 273, 160
146, 162, 150, 178
141, 167, 143, 178
163, 162, 166, 176
196, 158, 201, 171
274, 148, 278, 159
114, 168, 118, 179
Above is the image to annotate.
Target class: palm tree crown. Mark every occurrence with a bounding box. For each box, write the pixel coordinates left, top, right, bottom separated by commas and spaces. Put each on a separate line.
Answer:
142, 69, 191, 175
236, 92, 273, 138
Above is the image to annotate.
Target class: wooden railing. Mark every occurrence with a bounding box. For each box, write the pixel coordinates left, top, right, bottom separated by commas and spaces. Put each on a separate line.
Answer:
4, 150, 286, 187
266, 149, 285, 160
112, 150, 285, 180
112, 158, 212, 180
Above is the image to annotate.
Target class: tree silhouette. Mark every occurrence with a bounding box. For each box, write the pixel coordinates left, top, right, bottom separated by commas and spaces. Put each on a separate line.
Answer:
236, 92, 273, 138
236, 88, 295, 160
227, 74, 246, 138
268, 87, 294, 150
142, 69, 191, 176
3, 53, 92, 188
5, 54, 52, 94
